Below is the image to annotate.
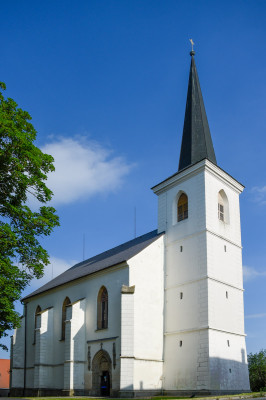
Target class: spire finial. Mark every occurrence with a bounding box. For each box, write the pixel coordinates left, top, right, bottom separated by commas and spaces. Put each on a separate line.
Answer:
189, 38, 195, 56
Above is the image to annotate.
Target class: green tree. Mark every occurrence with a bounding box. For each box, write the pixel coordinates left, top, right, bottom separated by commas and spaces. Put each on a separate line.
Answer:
0, 82, 59, 350
248, 349, 266, 392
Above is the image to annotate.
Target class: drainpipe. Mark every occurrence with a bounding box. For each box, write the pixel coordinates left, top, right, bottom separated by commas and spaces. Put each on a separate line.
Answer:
10, 335, 13, 392
23, 302, 27, 396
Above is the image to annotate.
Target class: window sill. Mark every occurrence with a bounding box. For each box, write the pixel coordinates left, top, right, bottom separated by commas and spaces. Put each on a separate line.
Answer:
173, 218, 188, 226
95, 328, 108, 332
59, 338, 65, 342
218, 219, 229, 225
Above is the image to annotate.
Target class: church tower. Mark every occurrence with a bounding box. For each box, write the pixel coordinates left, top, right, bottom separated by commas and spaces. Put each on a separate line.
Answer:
152, 50, 250, 393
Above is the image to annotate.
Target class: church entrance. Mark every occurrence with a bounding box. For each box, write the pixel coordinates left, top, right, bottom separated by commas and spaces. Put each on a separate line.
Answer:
100, 370, 110, 396
92, 350, 112, 396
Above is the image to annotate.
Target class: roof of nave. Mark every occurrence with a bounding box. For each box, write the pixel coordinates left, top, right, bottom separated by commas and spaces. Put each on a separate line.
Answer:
23, 229, 164, 301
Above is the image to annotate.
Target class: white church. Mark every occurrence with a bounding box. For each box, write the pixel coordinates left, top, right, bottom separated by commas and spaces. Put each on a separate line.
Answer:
10, 50, 250, 397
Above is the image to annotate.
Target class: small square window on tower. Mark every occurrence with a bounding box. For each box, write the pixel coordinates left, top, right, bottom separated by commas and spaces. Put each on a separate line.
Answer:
224, 245, 227, 252
179, 340, 183, 347
226, 291, 228, 299
180, 292, 183, 300
229, 368, 232, 373
227, 340, 230, 347
180, 246, 183, 252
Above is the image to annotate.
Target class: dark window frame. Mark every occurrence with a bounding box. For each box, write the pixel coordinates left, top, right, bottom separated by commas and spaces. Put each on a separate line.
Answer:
177, 193, 188, 222
97, 287, 108, 330
33, 305, 41, 344
61, 297, 71, 340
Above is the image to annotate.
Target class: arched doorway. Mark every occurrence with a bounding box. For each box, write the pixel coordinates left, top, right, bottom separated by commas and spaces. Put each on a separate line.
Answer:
92, 349, 112, 396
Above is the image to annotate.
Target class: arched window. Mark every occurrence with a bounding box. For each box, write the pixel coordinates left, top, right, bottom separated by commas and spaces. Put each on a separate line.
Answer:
61, 297, 71, 340
218, 192, 224, 221
97, 287, 108, 330
33, 305, 41, 344
218, 190, 229, 223
178, 193, 188, 222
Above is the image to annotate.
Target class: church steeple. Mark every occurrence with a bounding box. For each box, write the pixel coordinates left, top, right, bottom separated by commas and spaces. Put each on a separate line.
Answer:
178, 50, 217, 171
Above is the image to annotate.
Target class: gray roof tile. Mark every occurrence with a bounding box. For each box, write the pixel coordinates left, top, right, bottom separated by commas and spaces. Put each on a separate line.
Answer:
23, 230, 164, 301
178, 52, 217, 171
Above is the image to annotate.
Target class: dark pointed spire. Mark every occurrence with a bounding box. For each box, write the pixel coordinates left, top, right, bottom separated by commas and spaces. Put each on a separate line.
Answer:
178, 50, 217, 171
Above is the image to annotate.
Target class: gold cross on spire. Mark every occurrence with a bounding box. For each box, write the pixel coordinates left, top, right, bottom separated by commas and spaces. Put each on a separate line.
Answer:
189, 38, 195, 51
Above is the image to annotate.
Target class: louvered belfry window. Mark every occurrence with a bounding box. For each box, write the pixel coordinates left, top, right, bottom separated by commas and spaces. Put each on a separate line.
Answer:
97, 287, 108, 329
218, 203, 224, 221
178, 193, 188, 222
218, 191, 226, 222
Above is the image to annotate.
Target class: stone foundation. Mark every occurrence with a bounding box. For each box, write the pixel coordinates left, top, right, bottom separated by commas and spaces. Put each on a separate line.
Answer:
11, 387, 251, 398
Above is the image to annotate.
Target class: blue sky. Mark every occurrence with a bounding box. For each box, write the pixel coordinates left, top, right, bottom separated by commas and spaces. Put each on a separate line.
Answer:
1, 0, 266, 357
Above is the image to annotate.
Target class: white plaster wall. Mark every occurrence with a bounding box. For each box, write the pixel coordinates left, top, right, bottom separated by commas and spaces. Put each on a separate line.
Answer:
159, 167, 209, 390
128, 236, 164, 362
11, 369, 24, 391
164, 275, 209, 391
120, 291, 134, 390
165, 280, 208, 332
164, 330, 209, 390
208, 280, 245, 334
158, 192, 167, 233
204, 167, 249, 390
133, 359, 163, 390
157, 169, 206, 238
209, 330, 250, 391
121, 293, 134, 358
18, 264, 128, 391
40, 308, 54, 365
207, 233, 243, 288
64, 309, 71, 389
205, 168, 242, 245
12, 317, 25, 368
33, 313, 41, 388
120, 236, 164, 391
11, 317, 25, 388
155, 161, 243, 250
52, 366, 64, 389
34, 308, 54, 389
64, 298, 86, 390
72, 299, 86, 389
120, 358, 134, 390
26, 368, 34, 389
166, 232, 207, 288
155, 161, 247, 392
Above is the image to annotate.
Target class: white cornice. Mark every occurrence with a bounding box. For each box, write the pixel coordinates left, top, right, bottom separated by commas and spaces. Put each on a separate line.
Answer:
165, 228, 242, 249
152, 159, 244, 195
204, 160, 244, 193
164, 326, 246, 337
165, 275, 244, 292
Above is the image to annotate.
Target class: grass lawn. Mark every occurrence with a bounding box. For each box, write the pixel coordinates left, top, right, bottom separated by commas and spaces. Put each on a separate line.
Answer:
17, 392, 266, 400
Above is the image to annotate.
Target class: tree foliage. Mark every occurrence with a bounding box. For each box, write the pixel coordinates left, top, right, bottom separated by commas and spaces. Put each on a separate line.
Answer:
248, 349, 266, 392
0, 82, 59, 350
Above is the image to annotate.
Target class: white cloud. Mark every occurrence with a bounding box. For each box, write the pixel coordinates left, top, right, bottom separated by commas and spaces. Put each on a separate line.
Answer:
243, 265, 266, 281
38, 137, 132, 206
28, 256, 75, 291
245, 313, 266, 319
251, 186, 266, 205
